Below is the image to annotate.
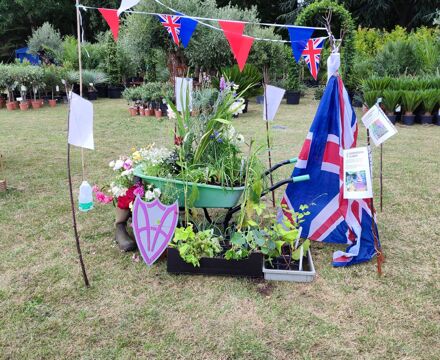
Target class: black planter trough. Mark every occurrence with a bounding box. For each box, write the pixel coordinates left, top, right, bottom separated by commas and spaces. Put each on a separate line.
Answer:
420, 115, 433, 125
96, 85, 108, 98
286, 90, 300, 105
167, 247, 263, 278
107, 86, 123, 99
87, 91, 98, 101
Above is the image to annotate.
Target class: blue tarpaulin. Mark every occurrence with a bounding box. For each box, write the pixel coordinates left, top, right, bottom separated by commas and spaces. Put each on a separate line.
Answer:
15, 47, 40, 65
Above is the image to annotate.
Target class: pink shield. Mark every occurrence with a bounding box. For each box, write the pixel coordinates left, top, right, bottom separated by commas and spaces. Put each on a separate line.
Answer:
132, 196, 179, 266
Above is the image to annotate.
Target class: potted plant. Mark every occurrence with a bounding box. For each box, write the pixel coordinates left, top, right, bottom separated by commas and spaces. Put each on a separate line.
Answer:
81, 70, 108, 101
43, 65, 62, 107
420, 89, 439, 125
1, 64, 19, 110
285, 56, 301, 105
382, 90, 401, 124
401, 91, 422, 126
27, 66, 45, 109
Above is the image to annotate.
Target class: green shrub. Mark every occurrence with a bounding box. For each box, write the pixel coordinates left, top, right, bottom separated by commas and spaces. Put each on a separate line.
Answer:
382, 90, 401, 114
401, 91, 422, 114
363, 90, 381, 108
421, 89, 439, 114
213, 64, 262, 98
27, 22, 62, 60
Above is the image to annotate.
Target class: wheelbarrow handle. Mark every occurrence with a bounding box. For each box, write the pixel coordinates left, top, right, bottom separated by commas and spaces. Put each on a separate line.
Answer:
263, 157, 298, 176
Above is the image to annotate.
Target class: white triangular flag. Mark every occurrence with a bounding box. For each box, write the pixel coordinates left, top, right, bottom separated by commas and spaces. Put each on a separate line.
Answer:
117, 0, 141, 17
264, 85, 285, 121
68, 92, 94, 150
175, 77, 193, 112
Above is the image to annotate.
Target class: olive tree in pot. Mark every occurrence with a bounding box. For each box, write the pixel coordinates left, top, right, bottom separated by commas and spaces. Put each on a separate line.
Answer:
43, 65, 62, 107
382, 90, 401, 124
1, 64, 19, 110
420, 89, 439, 125
401, 91, 422, 126
82, 70, 108, 101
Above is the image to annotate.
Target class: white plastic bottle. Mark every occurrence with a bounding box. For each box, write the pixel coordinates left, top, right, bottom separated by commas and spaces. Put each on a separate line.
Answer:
78, 181, 94, 212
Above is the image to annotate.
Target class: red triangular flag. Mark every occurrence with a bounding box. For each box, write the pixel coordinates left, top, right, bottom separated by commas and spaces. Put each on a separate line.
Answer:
99, 8, 119, 41
219, 20, 254, 72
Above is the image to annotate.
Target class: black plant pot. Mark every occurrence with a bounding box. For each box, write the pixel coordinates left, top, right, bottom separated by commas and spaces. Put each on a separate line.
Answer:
286, 90, 300, 105
87, 91, 98, 101
160, 102, 168, 116
107, 86, 123, 99
402, 114, 416, 126
256, 95, 264, 104
96, 84, 108, 98
420, 115, 433, 125
167, 247, 263, 278
387, 114, 397, 125
435, 114, 440, 126
243, 99, 249, 113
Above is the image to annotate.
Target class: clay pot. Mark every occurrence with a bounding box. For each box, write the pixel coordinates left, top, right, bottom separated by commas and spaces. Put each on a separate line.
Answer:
19, 102, 29, 111
48, 99, 57, 108
139, 108, 145, 116
147, 108, 155, 116
6, 102, 17, 111
154, 109, 162, 118
129, 107, 138, 116
31, 101, 42, 109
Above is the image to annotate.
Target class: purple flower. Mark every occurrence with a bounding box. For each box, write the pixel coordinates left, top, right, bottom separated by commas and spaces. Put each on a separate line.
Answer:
133, 186, 145, 198
220, 76, 226, 91
123, 159, 133, 170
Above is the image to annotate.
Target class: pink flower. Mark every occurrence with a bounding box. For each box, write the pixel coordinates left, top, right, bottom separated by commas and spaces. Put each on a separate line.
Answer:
133, 185, 145, 198
123, 159, 133, 170
95, 190, 113, 204
92, 185, 100, 193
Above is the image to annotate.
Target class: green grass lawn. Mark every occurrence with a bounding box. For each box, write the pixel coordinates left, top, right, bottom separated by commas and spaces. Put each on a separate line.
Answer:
0, 95, 439, 359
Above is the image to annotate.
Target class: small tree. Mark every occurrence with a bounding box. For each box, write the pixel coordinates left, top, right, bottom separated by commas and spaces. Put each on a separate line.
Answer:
27, 22, 63, 63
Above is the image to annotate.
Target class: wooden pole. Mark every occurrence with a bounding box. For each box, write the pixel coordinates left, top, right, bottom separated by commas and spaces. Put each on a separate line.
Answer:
366, 129, 383, 276
263, 66, 276, 207
380, 143, 383, 212
66, 0, 89, 287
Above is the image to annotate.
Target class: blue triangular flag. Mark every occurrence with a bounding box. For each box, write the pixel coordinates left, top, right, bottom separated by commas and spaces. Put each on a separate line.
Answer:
180, 17, 198, 48
287, 27, 315, 62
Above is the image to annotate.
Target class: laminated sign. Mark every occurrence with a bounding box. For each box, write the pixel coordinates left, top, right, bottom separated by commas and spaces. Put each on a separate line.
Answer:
343, 147, 373, 200
361, 104, 397, 146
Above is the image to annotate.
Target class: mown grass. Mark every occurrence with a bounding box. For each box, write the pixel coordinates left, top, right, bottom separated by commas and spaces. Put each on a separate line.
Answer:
0, 94, 439, 359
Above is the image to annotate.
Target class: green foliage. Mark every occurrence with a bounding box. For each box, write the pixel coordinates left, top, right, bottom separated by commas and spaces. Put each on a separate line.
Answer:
363, 90, 381, 108
401, 91, 422, 114
421, 89, 439, 114
382, 90, 401, 114
27, 22, 63, 59
43, 65, 62, 97
362, 76, 392, 91
295, 0, 355, 87
284, 46, 301, 91
171, 224, 223, 267
192, 88, 220, 114
373, 40, 421, 77
214, 64, 263, 98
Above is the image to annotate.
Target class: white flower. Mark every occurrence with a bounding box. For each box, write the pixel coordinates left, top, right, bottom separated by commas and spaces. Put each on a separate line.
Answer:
113, 159, 124, 171
236, 134, 245, 144
153, 188, 161, 198
121, 168, 134, 177
109, 160, 115, 168
110, 184, 128, 198
229, 99, 245, 115
145, 190, 155, 201
167, 105, 176, 120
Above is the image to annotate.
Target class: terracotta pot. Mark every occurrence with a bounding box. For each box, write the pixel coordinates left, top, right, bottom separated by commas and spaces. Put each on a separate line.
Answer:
6, 102, 17, 111
147, 108, 155, 116
31, 101, 42, 109
0, 179, 6, 192
154, 109, 162, 118
129, 107, 138, 116
139, 108, 145, 116
48, 99, 57, 107
0, 99, 5, 109
19, 102, 29, 111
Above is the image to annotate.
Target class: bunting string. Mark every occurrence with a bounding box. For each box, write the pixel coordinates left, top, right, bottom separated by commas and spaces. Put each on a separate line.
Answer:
77, 3, 326, 44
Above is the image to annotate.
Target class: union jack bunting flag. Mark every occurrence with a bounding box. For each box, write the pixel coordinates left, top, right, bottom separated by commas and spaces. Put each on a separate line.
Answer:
301, 37, 326, 80
158, 14, 181, 45
282, 75, 380, 266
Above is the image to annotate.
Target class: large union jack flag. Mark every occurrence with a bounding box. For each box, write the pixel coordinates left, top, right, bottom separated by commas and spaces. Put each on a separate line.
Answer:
158, 14, 181, 45
301, 37, 326, 81
282, 75, 380, 266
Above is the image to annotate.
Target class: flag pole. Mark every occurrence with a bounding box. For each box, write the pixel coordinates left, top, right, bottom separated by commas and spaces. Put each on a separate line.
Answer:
263, 67, 276, 207
380, 143, 383, 212
65, 0, 90, 287
366, 128, 383, 276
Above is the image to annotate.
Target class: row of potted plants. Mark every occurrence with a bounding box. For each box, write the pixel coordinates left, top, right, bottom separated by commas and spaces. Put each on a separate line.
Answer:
122, 82, 173, 117
363, 76, 440, 125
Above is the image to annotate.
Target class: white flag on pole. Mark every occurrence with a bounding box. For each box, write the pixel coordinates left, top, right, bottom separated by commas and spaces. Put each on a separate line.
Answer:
117, 0, 141, 17
264, 85, 285, 121
68, 92, 94, 150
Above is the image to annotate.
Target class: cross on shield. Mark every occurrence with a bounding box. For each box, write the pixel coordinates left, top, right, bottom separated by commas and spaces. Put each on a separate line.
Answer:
132, 196, 179, 266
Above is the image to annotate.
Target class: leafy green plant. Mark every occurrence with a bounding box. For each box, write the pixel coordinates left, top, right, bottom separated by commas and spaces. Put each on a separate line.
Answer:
81, 70, 108, 92
27, 22, 62, 60
382, 90, 401, 114
213, 64, 262, 98
171, 224, 223, 267
43, 65, 62, 99
401, 91, 422, 115
363, 90, 381, 108
362, 76, 392, 91
421, 89, 439, 115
